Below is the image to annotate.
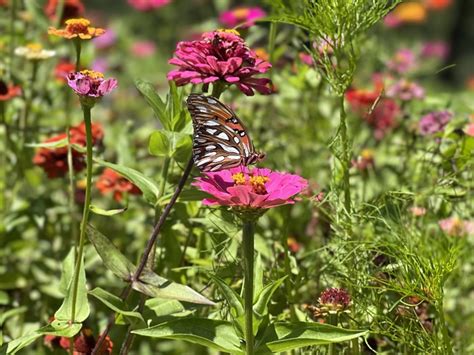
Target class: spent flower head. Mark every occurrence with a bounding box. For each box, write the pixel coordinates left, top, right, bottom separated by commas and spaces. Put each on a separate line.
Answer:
48, 18, 105, 40
307, 288, 351, 318
193, 166, 308, 221
15, 43, 56, 61
167, 29, 272, 96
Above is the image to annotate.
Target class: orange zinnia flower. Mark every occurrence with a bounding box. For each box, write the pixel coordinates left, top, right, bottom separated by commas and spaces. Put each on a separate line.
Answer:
392, 2, 427, 24
48, 18, 105, 40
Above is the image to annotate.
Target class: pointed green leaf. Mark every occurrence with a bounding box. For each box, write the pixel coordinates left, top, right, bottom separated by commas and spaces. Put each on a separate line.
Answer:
86, 225, 135, 281
89, 287, 144, 325
90, 205, 127, 216
135, 80, 171, 130
133, 269, 215, 306
95, 159, 160, 205
253, 276, 287, 318
209, 274, 244, 318
59, 248, 75, 295
132, 318, 243, 354
54, 254, 89, 323
25, 138, 68, 149
145, 298, 187, 317
256, 322, 369, 354
253, 254, 264, 299
148, 131, 191, 161
148, 131, 170, 157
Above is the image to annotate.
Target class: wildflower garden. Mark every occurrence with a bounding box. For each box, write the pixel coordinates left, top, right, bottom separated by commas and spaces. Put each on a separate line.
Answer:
1, 0, 474, 354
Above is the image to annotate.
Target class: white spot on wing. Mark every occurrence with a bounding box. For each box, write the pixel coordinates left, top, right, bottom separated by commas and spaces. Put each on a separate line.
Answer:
204, 120, 220, 126
218, 143, 239, 154
233, 137, 240, 144
210, 164, 222, 171
227, 155, 241, 160
216, 132, 229, 140
204, 151, 217, 157
196, 158, 211, 166
214, 156, 225, 162
197, 106, 208, 112
205, 145, 216, 151
206, 98, 217, 104
206, 128, 217, 135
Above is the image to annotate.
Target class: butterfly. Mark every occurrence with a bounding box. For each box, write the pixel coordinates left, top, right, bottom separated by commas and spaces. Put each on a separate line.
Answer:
186, 94, 265, 172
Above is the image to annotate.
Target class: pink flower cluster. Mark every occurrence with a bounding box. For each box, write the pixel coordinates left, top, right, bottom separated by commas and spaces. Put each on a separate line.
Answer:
419, 111, 452, 136
439, 217, 474, 237
193, 166, 307, 210
167, 30, 272, 96
128, 0, 170, 11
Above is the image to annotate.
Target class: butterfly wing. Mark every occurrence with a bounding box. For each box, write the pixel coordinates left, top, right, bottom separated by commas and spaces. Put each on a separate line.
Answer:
187, 94, 257, 172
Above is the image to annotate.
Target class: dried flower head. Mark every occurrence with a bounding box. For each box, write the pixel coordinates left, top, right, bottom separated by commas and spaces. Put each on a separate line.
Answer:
48, 18, 105, 40
96, 168, 142, 202
168, 30, 272, 96
15, 43, 56, 61
307, 288, 351, 318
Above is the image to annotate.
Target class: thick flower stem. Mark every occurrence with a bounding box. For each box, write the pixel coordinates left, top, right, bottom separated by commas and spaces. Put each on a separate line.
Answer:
70, 105, 93, 324
338, 94, 351, 213
65, 90, 78, 247
242, 221, 255, 355
8, 0, 16, 81
74, 40, 81, 72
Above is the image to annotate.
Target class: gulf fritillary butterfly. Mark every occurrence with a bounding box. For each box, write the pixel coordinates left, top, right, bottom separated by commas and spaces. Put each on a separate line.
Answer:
186, 94, 265, 172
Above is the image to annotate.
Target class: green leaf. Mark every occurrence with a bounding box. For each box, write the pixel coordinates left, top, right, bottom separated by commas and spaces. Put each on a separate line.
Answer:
4, 322, 82, 354
59, 248, 75, 295
87, 225, 135, 281
148, 131, 191, 161
87, 225, 215, 306
89, 287, 144, 325
25, 137, 67, 149
54, 254, 90, 323
95, 159, 160, 205
135, 80, 171, 130
0, 307, 27, 326
209, 274, 244, 318
133, 269, 215, 306
253, 277, 287, 318
90, 204, 127, 216
256, 322, 369, 354
132, 318, 243, 354
145, 298, 187, 317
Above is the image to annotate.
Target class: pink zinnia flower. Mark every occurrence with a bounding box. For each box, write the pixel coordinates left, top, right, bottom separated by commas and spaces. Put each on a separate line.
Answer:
299, 53, 314, 66
131, 40, 156, 57
410, 206, 427, 217
386, 79, 425, 101
127, 0, 170, 11
439, 217, 474, 237
219, 7, 266, 28
421, 41, 450, 60
464, 122, 474, 137
386, 49, 416, 74
419, 111, 452, 136
67, 69, 117, 99
167, 30, 272, 96
93, 29, 117, 50
193, 166, 308, 213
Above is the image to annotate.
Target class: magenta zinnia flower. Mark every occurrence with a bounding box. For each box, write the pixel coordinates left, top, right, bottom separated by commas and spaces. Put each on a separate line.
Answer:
219, 7, 266, 28
167, 30, 272, 96
193, 166, 307, 215
419, 110, 452, 136
386, 48, 416, 74
127, 0, 170, 11
67, 69, 117, 98
386, 79, 425, 101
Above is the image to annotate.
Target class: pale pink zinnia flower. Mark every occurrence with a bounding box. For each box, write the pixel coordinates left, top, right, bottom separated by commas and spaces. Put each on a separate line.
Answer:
193, 166, 308, 211
131, 41, 156, 57
167, 30, 272, 96
421, 41, 450, 60
439, 217, 474, 237
419, 111, 452, 136
128, 0, 170, 11
386, 79, 425, 101
386, 48, 416, 74
219, 6, 266, 28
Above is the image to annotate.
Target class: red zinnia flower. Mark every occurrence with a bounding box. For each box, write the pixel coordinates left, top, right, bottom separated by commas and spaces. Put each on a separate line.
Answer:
54, 59, 76, 83
96, 168, 141, 202
45, 327, 113, 354
44, 0, 85, 24
168, 29, 273, 96
33, 122, 103, 178
0, 79, 21, 101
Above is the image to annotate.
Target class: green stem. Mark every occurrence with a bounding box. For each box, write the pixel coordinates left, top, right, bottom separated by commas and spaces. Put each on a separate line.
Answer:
74, 40, 82, 72
438, 297, 452, 354
8, 0, 16, 81
338, 94, 351, 213
22, 61, 39, 144
242, 221, 255, 355
268, 22, 277, 81
70, 105, 93, 323
65, 90, 78, 247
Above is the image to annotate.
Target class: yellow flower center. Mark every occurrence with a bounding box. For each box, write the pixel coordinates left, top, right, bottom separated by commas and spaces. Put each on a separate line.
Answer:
232, 172, 246, 185
80, 69, 104, 79
217, 28, 241, 36
361, 149, 374, 160
65, 18, 91, 34
249, 175, 269, 195
26, 43, 43, 52
233, 8, 250, 19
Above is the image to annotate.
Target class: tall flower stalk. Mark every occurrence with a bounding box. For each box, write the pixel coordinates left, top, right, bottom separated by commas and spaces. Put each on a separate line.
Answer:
66, 69, 117, 323
242, 220, 255, 354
